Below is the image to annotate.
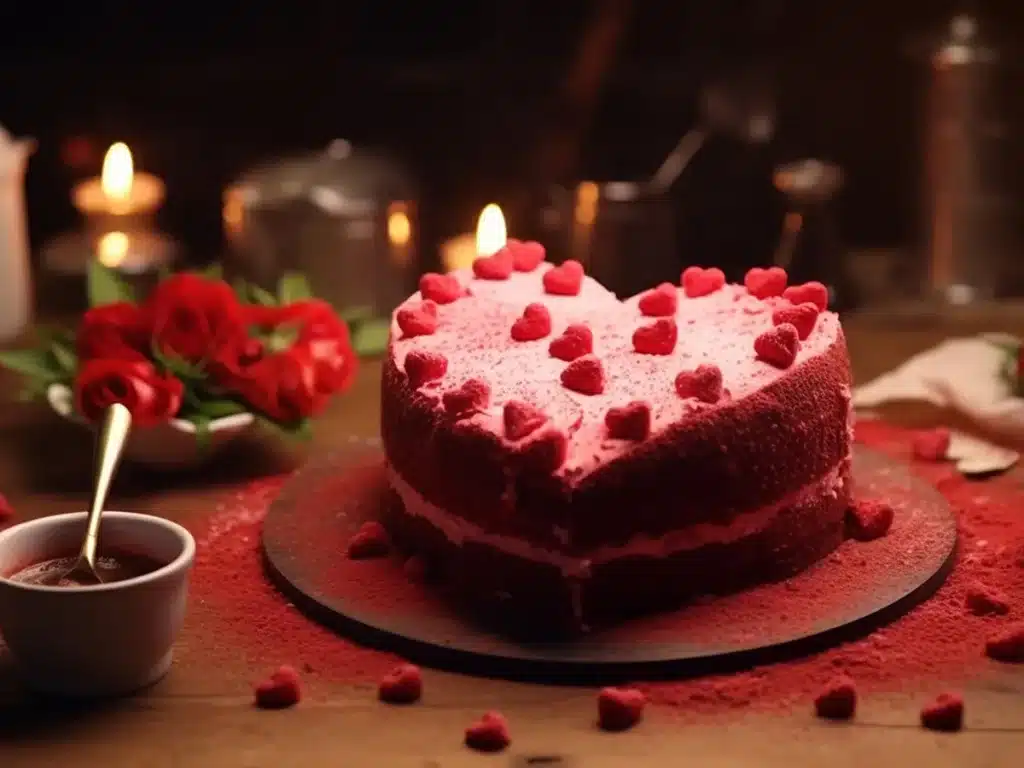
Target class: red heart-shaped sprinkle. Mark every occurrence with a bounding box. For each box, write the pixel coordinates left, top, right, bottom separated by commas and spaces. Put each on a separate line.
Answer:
346, 521, 392, 559
464, 711, 511, 753
845, 499, 894, 542
396, 300, 439, 338
772, 302, 819, 340
442, 378, 491, 418
542, 259, 584, 296
814, 676, 857, 720
378, 663, 423, 705
920, 692, 964, 732
518, 428, 568, 473
403, 350, 448, 388
744, 266, 788, 299
509, 239, 546, 272
503, 400, 548, 441
985, 623, 1024, 662
638, 282, 678, 317
549, 323, 594, 361
418, 272, 462, 304
605, 401, 651, 441
472, 251, 514, 281
783, 281, 829, 311
0, 493, 14, 522
510, 302, 552, 342
632, 318, 678, 356
674, 364, 724, 404
597, 687, 647, 732
561, 354, 605, 395
681, 266, 726, 298
254, 665, 302, 709
754, 323, 800, 368
911, 428, 950, 462
966, 582, 1010, 616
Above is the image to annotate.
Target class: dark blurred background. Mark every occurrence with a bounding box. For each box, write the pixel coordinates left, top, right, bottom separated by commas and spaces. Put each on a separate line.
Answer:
0, 0, 1021, 279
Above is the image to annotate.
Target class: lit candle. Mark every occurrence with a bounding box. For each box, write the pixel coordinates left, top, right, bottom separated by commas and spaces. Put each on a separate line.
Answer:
73, 142, 165, 218
441, 203, 507, 272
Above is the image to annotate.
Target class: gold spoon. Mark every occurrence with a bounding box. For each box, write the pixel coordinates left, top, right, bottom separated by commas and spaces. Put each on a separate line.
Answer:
52, 403, 133, 586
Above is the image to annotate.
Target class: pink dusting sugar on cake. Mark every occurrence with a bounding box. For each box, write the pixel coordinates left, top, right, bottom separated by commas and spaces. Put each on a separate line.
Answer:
381, 258, 852, 635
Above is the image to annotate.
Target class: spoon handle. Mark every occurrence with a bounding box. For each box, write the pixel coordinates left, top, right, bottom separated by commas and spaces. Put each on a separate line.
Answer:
81, 403, 133, 566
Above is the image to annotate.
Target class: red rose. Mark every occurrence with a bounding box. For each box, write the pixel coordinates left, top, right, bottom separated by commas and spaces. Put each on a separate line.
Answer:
147, 273, 248, 364
74, 359, 184, 426
232, 346, 328, 423
77, 302, 151, 361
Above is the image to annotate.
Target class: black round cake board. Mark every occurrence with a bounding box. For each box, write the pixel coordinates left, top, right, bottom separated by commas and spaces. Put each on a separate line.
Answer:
261, 438, 957, 683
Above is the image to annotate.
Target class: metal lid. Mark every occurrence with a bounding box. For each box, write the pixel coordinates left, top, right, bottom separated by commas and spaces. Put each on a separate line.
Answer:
228, 140, 416, 215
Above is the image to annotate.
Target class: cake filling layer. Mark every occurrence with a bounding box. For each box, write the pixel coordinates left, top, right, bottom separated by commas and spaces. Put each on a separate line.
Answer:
387, 460, 849, 579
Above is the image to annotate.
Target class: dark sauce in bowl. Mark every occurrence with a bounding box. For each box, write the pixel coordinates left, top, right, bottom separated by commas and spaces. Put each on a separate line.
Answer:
7, 551, 167, 587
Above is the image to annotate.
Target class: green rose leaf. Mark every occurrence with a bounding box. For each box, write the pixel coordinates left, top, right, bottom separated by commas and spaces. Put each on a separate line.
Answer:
87, 261, 135, 307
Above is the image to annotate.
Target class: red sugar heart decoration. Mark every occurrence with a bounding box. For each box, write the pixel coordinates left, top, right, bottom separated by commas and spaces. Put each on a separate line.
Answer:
377, 663, 423, 705
814, 676, 857, 720
911, 428, 950, 462
508, 239, 546, 272
965, 582, 1010, 616
638, 282, 678, 317
418, 272, 462, 304
597, 686, 647, 732
681, 266, 726, 298
920, 692, 964, 732
403, 350, 448, 388
674, 364, 723, 404
783, 281, 829, 311
605, 401, 651, 441
518, 428, 568, 473
253, 665, 302, 709
845, 499, 894, 542
633, 318, 678, 356
503, 400, 548, 441
442, 378, 491, 418
754, 323, 800, 369
744, 266, 788, 299
985, 622, 1024, 662
549, 323, 594, 361
396, 300, 439, 338
472, 251, 514, 281
346, 521, 392, 559
772, 302, 819, 340
542, 259, 584, 296
510, 302, 552, 342
560, 354, 605, 395
464, 711, 511, 753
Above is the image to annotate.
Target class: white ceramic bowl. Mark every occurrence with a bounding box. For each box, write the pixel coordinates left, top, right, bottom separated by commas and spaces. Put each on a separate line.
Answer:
0, 511, 195, 698
47, 383, 254, 470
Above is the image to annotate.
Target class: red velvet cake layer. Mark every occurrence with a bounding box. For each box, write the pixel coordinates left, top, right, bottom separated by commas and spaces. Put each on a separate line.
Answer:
379, 248, 853, 633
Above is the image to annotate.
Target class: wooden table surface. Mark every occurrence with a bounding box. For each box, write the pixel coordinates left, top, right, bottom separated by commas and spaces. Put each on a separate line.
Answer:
1, 312, 1024, 766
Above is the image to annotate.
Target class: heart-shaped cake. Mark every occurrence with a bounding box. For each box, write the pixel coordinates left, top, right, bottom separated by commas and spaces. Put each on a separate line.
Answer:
382, 240, 852, 637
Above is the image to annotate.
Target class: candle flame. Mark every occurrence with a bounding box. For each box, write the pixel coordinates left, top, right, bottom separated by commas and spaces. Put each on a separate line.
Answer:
97, 231, 129, 268
387, 204, 412, 247
475, 204, 506, 257
101, 143, 134, 201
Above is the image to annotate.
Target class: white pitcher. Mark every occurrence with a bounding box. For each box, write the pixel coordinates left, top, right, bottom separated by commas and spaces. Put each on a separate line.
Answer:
0, 125, 33, 342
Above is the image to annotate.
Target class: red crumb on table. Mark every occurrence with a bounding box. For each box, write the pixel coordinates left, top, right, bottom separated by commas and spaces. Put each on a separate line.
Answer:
0, 493, 14, 522
984, 623, 1024, 662
254, 665, 302, 709
378, 663, 423, 705
814, 676, 857, 720
920, 692, 964, 732
465, 711, 511, 752
845, 500, 895, 542
597, 687, 647, 732
912, 428, 951, 461
965, 582, 1010, 616
346, 521, 391, 560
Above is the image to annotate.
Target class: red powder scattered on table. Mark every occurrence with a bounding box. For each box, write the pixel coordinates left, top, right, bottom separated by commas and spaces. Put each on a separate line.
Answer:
188, 419, 1024, 715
